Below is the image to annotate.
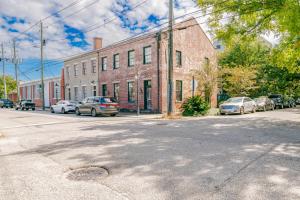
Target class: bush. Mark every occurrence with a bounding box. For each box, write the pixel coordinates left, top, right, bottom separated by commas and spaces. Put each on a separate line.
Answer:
181, 96, 210, 116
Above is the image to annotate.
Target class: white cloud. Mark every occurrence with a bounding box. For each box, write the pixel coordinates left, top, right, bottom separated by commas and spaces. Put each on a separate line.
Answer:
0, 0, 206, 60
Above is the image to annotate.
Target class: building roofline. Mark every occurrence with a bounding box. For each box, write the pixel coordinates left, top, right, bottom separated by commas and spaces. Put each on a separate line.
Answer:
64, 17, 214, 62
20, 76, 61, 85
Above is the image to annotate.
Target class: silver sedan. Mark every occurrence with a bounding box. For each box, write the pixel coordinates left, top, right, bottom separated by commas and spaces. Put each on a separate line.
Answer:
220, 97, 257, 115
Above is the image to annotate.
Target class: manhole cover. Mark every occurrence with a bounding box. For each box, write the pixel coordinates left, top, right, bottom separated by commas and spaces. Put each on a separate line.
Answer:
65, 166, 109, 182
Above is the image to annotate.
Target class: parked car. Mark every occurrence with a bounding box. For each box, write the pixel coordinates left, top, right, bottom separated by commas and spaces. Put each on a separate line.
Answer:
254, 96, 275, 111
296, 97, 300, 105
15, 100, 36, 111
219, 97, 256, 115
75, 96, 119, 117
0, 99, 14, 108
50, 100, 76, 114
268, 94, 284, 109
283, 96, 296, 108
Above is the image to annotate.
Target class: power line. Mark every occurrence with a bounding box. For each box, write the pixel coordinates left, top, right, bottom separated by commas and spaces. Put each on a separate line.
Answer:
21, 5, 270, 77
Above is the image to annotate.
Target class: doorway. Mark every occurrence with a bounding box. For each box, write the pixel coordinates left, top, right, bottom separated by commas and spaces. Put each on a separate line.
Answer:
144, 80, 152, 110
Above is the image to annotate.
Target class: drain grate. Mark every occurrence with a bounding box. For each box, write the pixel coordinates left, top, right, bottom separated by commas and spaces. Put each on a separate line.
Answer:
65, 166, 109, 182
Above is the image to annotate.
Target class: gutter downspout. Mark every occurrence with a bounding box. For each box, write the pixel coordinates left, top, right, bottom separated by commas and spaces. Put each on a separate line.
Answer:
156, 32, 161, 113
97, 51, 100, 96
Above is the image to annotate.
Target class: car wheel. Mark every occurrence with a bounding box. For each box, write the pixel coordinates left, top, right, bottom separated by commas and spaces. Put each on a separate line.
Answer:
26, 108, 29, 111
21, 107, 25, 111
61, 108, 66, 114
32, 108, 35, 111
240, 107, 244, 115
110, 113, 117, 117
50, 107, 55, 113
15, 107, 18, 110
91, 108, 97, 117
75, 108, 81, 116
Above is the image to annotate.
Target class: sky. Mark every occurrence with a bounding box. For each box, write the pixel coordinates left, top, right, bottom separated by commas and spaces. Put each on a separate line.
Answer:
0, 0, 277, 81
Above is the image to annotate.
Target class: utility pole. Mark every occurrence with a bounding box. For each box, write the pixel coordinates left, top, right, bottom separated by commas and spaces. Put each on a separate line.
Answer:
13, 39, 20, 101
1, 43, 7, 99
40, 21, 45, 110
167, 0, 174, 116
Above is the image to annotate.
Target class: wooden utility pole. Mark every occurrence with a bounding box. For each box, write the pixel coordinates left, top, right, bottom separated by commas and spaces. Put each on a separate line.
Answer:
13, 39, 20, 101
40, 21, 45, 110
1, 43, 7, 99
167, 0, 174, 115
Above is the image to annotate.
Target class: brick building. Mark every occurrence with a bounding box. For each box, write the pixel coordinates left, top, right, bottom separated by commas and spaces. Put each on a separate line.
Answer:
19, 76, 61, 107
63, 17, 218, 113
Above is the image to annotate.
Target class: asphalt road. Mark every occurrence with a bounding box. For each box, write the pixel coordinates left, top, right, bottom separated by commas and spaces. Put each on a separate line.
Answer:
0, 108, 299, 200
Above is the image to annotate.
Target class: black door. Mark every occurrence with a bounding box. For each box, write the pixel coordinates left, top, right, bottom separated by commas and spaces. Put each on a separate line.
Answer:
144, 80, 152, 110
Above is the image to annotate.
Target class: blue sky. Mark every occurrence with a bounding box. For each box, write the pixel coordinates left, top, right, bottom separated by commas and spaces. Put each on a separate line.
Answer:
0, 0, 202, 81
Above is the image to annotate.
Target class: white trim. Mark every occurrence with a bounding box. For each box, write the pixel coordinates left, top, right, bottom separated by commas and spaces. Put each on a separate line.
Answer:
90, 57, 97, 61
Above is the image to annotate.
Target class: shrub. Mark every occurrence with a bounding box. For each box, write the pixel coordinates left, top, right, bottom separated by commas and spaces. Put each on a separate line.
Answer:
181, 96, 210, 116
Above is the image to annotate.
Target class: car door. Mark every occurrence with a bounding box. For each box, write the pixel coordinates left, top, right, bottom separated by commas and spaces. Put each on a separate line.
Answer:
80, 98, 89, 114
244, 98, 252, 112
86, 97, 95, 113
52, 101, 60, 112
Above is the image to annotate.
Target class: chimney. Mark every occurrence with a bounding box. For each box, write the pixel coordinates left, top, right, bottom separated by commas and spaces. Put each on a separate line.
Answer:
93, 37, 102, 50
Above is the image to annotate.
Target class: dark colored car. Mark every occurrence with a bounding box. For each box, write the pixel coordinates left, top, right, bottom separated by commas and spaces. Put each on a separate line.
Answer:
284, 96, 296, 108
0, 99, 14, 108
268, 94, 284, 109
75, 96, 119, 117
254, 97, 275, 111
15, 100, 36, 111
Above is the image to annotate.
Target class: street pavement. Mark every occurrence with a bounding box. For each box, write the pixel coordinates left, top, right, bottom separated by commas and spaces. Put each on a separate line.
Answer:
0, 108, 299, 200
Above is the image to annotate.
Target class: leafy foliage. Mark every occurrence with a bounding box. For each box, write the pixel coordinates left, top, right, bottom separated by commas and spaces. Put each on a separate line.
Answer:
197, 0, 300, 72
221, 66, 257, 97
181, 96, 210, 116
193, 58, 218, 105
0, 76, 17, 98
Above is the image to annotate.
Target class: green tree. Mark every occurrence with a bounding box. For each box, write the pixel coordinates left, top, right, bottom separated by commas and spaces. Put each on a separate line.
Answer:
197, 0, 300, 72
221, 66, 258, 97
0, 76, 17, 98
193, 58, 218, 106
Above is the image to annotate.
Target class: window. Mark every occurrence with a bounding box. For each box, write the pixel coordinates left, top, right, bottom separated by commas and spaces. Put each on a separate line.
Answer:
68, 88, 71, 100
66, 67, 70, 78
74, 87, 78, 101
128, 50, 135, 67
143, 46, 151, 64
82, 62, 87, 75
176, 51, 182, 66
55, 83, 60, 99
74, 64, 78, 77
102, 84, 107, 96
113, 83, 120, 101
92, 86, 97, 96
82, 86, 87, 99
113, 54, 120, 69
176, 80, 183, 102
91, 60, 97, 73
128, 81, 134, 102
101, 57, 107, 71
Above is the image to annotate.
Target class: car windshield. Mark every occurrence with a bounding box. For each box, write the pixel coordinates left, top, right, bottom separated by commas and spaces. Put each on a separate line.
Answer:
255, 98, 265, 102
226, 97, 243, 103
102, 97, 117, 103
